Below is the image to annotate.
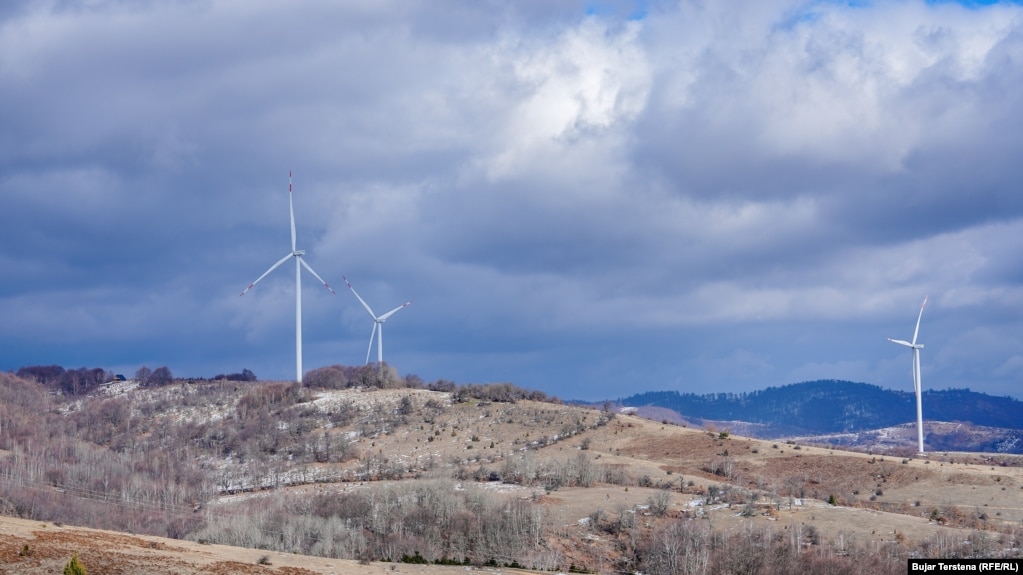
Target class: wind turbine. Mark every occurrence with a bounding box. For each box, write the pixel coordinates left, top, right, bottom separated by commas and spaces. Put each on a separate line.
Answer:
343, 276, 412, 366
240, 171, 335, 383
888, 295, 928, 454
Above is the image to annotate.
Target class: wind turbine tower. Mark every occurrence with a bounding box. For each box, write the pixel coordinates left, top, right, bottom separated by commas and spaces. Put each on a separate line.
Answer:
888, 296, 928, 454
240, 171, 335, 383
343, 276, 412, 366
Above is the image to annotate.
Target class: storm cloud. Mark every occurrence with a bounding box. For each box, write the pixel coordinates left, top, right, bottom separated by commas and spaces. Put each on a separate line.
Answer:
2, 0, 1022, 400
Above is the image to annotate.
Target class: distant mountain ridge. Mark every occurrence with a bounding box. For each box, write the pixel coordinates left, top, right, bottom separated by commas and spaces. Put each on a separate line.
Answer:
619, 380, 1023, 437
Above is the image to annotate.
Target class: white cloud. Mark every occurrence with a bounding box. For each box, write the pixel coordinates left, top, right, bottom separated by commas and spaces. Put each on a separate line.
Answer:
480, 18, 650, 180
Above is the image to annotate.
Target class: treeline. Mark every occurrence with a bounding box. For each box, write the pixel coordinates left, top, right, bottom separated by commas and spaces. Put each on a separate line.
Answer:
15, 365, 111, 396
13, 362, 562, 408
16, 364, 198, 395
302, 364, 560, 404
452, 382, 555, 404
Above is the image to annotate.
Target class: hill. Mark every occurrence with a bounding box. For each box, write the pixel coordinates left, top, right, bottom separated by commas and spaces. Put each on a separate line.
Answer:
619, 380, 1023, 451
1, 371, 1022, 574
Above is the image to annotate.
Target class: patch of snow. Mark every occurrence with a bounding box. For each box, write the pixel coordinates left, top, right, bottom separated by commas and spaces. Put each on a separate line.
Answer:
96, 379, 140, 396
480, 481, 528, 493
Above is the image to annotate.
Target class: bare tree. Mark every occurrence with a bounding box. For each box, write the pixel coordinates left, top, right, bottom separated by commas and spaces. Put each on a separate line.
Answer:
648, 490, 671, 517
150, 366, 173, 386
644, 520, 710, 575
134, 366, 153, 386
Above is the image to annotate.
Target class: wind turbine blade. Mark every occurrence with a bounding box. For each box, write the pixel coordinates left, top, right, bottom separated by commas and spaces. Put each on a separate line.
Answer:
298, 258, 336, 294
343, 276, 377, 318
289, 171, 297, 253
365, 324, 377, 365
887, 338, 914, 348
240, 253, 294, 295
911, 295, 928, 346
378, 300, 413, 321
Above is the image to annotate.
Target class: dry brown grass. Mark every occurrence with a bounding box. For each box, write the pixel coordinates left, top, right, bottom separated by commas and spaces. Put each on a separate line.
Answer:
0, 515, 521, 575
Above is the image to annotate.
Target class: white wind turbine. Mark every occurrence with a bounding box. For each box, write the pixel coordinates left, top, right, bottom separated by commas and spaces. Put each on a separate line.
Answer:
343, 276, 412, 366
240, 171, 335, 383
888, 295, 928, 454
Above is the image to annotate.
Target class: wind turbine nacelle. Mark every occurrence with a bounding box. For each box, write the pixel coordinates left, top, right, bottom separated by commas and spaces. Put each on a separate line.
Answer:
293, 250, 306, 256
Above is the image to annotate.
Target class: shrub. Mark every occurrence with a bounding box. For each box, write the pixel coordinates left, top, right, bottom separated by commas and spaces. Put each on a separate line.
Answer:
401, 552, 428, 564
63, 552, 87, 575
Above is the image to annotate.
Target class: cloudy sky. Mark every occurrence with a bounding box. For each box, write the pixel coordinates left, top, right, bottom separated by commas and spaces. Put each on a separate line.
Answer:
2, 0, 1022, 401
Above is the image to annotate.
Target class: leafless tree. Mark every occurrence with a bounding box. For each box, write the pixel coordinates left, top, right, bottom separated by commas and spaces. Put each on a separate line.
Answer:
643, 519, 711, 575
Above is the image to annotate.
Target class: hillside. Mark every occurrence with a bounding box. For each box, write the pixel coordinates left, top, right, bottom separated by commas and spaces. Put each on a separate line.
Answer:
619, 380, 1023, 451
1, 372, 1022, 574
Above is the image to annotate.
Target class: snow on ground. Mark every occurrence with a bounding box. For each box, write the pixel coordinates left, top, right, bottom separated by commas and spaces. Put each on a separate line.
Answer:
96, 379, 141, 396
310, 387, 451, 413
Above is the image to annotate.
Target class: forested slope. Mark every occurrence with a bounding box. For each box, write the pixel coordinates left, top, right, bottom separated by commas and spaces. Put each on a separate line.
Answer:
620, 380, 1023, 435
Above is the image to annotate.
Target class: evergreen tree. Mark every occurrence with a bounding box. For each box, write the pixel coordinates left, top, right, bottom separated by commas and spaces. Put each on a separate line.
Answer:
63, 551, 87, 575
